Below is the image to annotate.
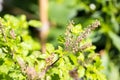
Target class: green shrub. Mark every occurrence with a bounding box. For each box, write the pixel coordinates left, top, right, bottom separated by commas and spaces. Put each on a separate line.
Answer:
0, 15, 106, 80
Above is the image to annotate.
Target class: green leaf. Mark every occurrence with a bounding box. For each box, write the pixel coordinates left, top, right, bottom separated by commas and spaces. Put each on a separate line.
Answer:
108, 31, 120, 51
55, 46, 64, 57
69, 53, 78, 65
28, 20, 41, 27
71, 24, 82, 35
46, 43, 55, 53
57, 35, 65, 44
78, 53, 84, 61
78, 66, 85, 78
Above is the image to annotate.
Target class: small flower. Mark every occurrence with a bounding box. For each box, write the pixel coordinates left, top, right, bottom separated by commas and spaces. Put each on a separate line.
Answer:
79, 42, 92, 51
45, 53, 55, 65
26, 67, 37, 79
10, 29, 16, 39
17, 57, 26, 73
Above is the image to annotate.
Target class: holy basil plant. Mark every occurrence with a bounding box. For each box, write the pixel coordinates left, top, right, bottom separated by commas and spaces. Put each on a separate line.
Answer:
0, 15, 106, 80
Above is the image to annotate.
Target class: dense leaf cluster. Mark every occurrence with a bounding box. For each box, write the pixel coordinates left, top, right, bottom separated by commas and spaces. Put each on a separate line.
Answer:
0, 15, 106, 80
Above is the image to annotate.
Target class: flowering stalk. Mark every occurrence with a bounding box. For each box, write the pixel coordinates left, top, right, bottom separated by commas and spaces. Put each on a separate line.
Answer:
65, 20, 100, 53
76, 20, 100, 43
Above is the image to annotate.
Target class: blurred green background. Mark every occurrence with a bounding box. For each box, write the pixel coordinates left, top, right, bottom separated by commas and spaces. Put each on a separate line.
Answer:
0, 0, 120, 80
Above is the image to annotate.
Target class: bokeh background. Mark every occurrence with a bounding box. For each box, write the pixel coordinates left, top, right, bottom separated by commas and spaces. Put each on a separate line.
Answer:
0, 0, 120, 80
